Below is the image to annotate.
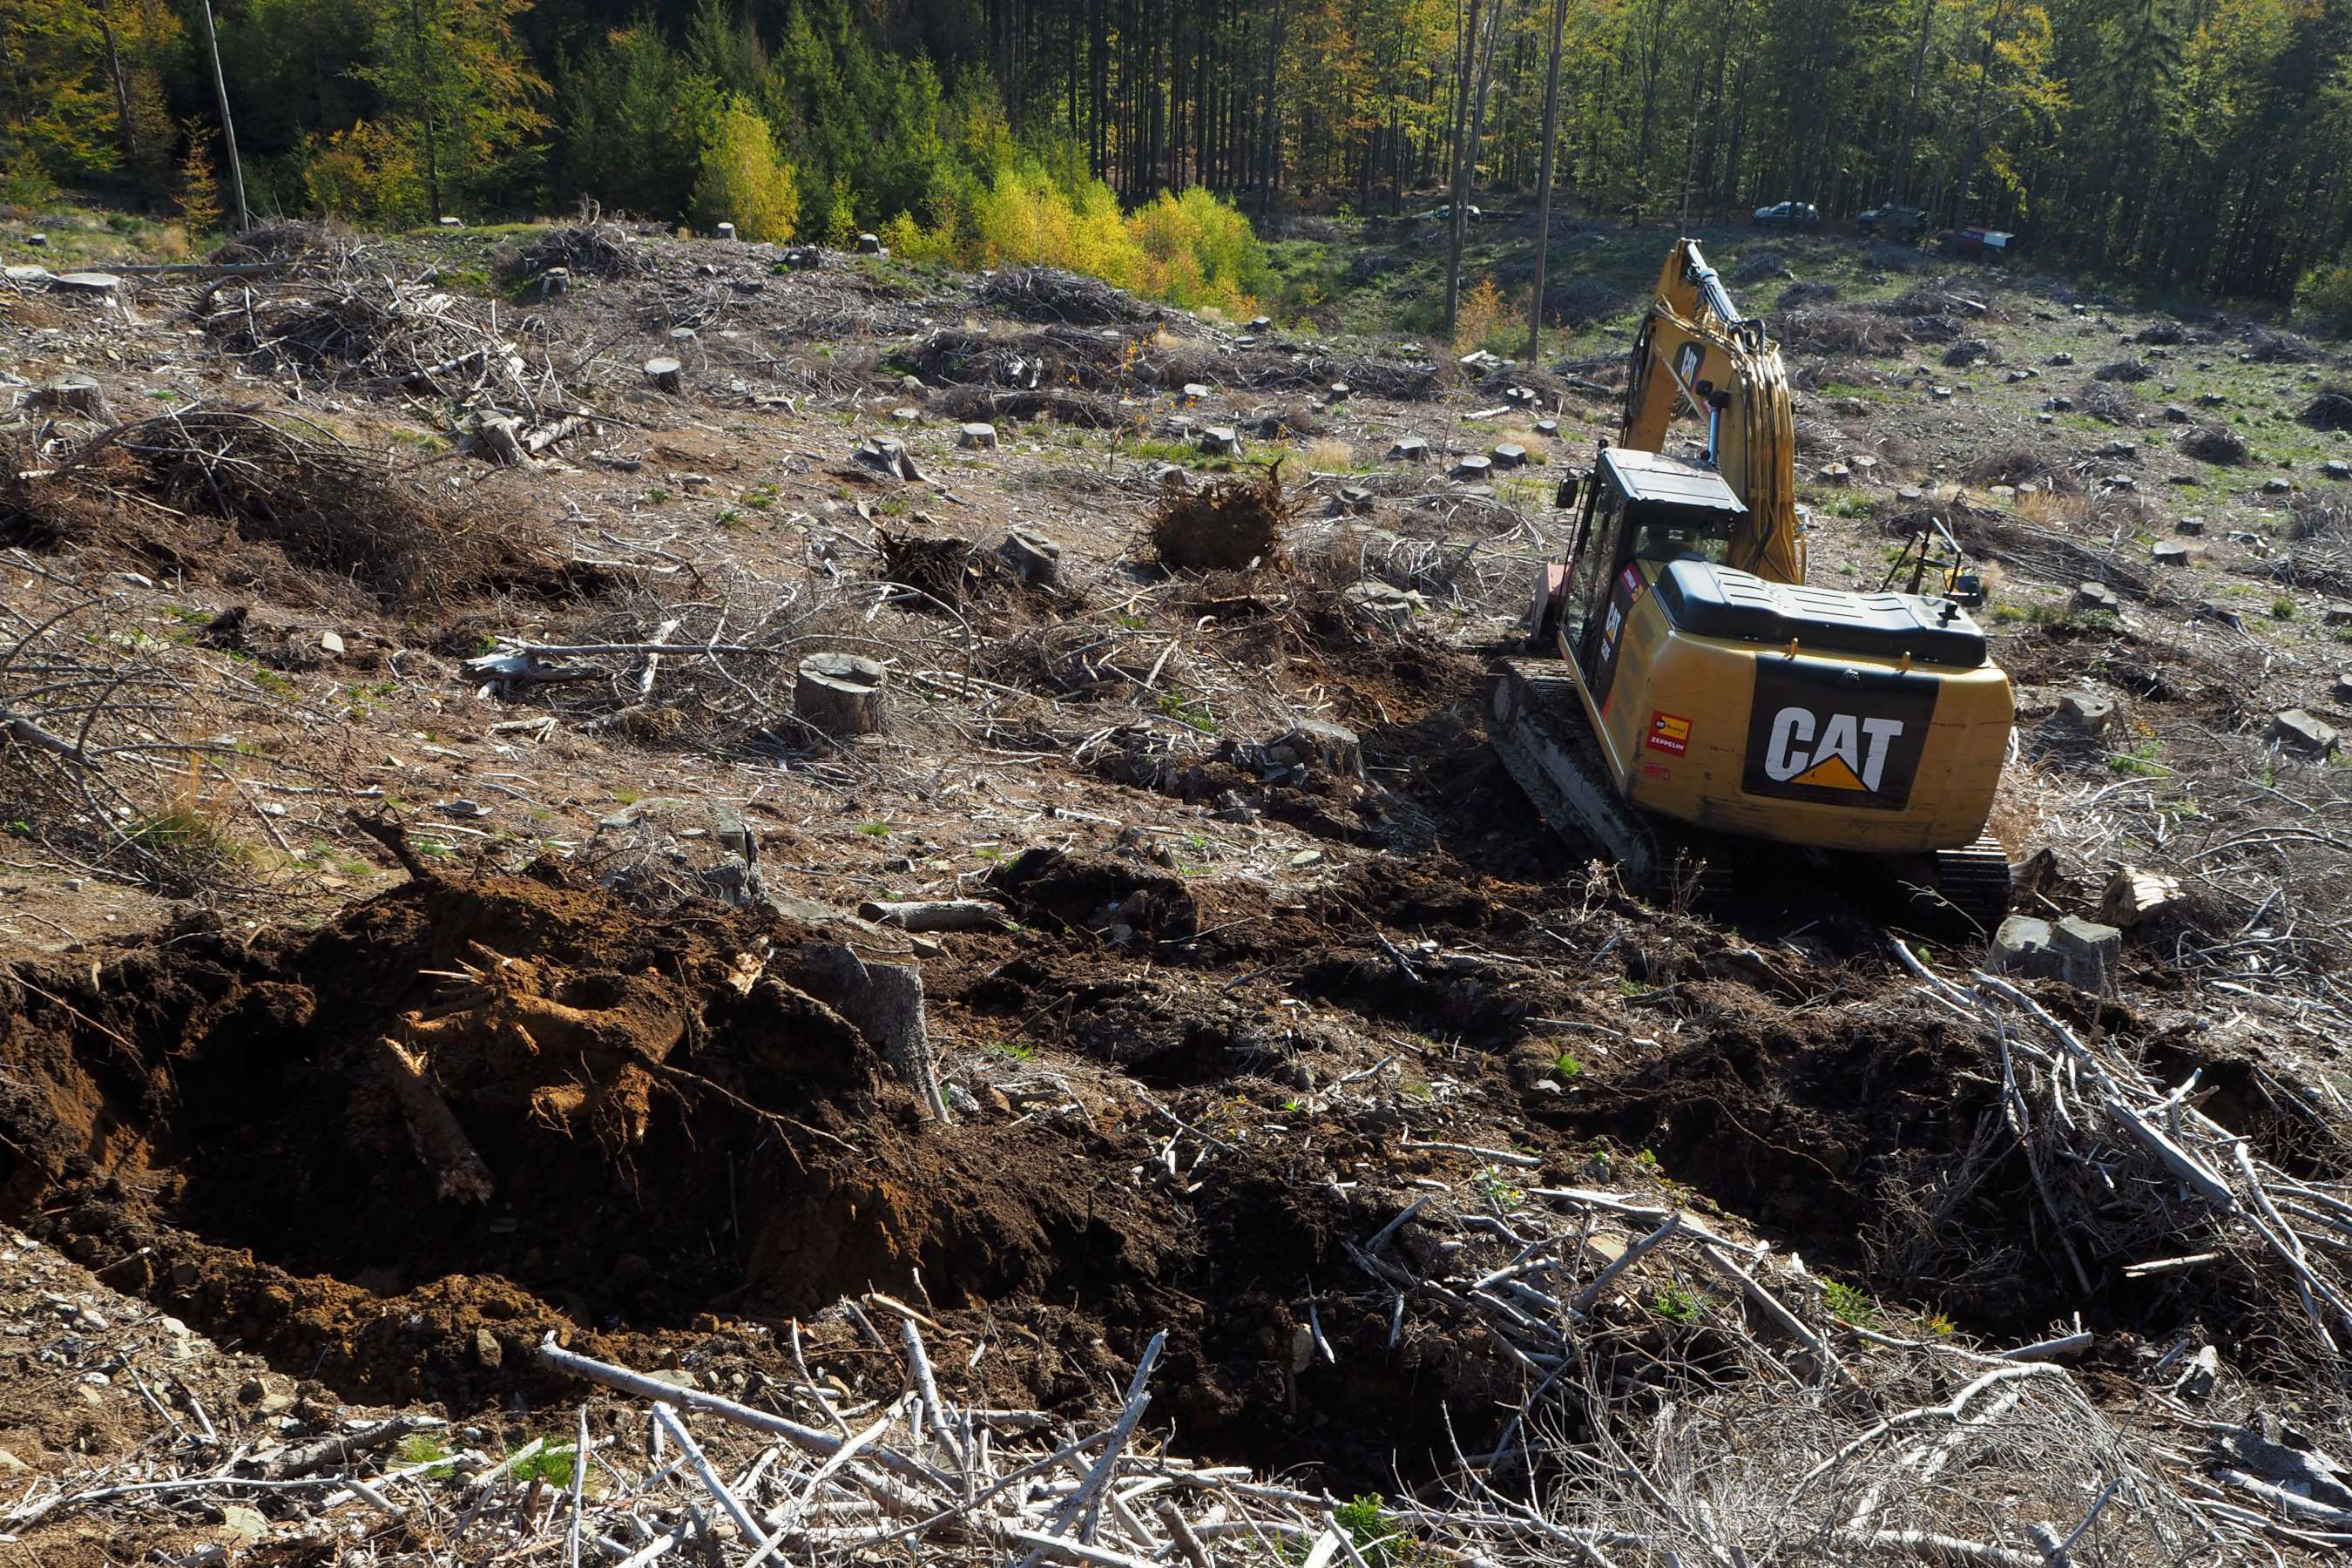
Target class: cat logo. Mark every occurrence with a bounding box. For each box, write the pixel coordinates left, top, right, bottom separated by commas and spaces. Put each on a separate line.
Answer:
1762, 708, 1904, 792
1743, 664, 1936, 811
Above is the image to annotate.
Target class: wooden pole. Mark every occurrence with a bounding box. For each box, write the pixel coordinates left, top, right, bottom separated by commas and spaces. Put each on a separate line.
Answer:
1525, 0, 1571, 362
194, 0, 249, 230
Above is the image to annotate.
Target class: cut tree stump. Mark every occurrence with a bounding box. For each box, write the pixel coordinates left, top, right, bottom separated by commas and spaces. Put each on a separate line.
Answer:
958, 422, 998, 449
795, 653, 887, 737
1198, 426, 1241, 456
643, 357, 682, 393
2100, 864, 2182, 928
715, 222, 736, 240
997, 528, 1061, 588
34, 375, 108, 418
538, 267, 569, 297
857, 233, 883, 253
1389, 436, 1430, 463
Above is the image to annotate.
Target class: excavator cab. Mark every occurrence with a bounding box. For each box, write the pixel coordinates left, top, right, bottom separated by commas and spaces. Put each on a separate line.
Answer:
1550, 446, 1748, 671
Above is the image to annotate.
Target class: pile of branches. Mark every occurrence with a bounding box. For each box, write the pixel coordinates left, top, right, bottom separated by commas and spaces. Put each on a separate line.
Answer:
517, 222, 652, 279
8, 409, 559, 604
2247, 329, 2317, 364
2301, 388, 2352, 431
2093, 358, 2155, 383
205, 221, 355, 271
1154, 345, 1443, 402
907, 326, 1135, 391
1775, 307, 1907, 356
1962, 445, 2084, 493
976, 266, 1160, 326
202, 276, 532, 402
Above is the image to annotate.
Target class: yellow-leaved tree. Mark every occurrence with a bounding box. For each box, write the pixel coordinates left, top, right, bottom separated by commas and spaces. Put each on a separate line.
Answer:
691, 98, 798, 242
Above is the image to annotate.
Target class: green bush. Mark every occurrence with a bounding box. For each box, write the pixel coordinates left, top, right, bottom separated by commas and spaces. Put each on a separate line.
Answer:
2299, 249, 2352, 337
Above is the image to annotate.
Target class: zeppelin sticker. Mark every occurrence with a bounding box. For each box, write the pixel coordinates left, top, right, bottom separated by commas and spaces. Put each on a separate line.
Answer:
1646, 711, 1693, 755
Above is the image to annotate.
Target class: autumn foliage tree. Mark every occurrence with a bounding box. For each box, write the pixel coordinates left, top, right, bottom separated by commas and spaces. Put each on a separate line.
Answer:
690, 95, 798, 241
353, 0, 547, 220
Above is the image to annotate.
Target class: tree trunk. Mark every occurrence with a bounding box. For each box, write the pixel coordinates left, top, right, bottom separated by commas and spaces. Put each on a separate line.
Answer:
195, 0, 250, 229
1442, 0, 1484, 335
1525, 0, 1569, 360
91, 0, 138, 177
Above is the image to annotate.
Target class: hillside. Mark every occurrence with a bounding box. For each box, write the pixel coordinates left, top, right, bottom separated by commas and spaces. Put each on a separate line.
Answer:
4, 213, 2352, 1565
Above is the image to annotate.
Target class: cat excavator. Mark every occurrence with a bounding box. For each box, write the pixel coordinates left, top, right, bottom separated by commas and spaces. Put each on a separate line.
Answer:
1491, 239, 2015, 928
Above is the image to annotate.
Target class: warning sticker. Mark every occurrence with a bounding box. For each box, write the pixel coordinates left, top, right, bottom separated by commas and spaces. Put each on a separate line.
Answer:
1646, 711, 1693, 756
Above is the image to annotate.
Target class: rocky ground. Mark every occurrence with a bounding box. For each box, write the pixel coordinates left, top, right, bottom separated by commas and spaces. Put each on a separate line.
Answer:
3, 207, 2352, 1565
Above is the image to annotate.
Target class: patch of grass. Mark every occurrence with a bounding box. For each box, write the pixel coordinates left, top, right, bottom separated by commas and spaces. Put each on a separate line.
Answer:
981, 1037, 1035, 1063
857, 821, 893, 836
2106, 743, 2171, 778
612, 787, 642, 805
2272, 596, 2298, 619
395, 1434, 458, 1472
506, 1444, 577, 1489
1549, 1051, 1584, 1083
1991, 605, 2029, 623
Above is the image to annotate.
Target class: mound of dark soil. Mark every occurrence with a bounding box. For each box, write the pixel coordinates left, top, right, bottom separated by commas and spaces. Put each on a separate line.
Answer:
0, 869, 1175, 1411
2302, 389, 2352, 431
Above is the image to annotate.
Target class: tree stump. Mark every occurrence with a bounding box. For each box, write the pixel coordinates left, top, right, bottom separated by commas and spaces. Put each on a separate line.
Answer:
1198, 426, 1241, 456
998, 528, 1061, 589
715, 222, 736, 240
1328, 382, 1350, 402
1453, 454, 1494, 481
1389, 436, 1430, 463
796, 654, 887, 737
538, 267, 569, 297
1490, 443, 1528, 470
1179, 382, 1209, 405
958, 422, 998, 450
857, 233, 883, 254
643, 357, 682, 394
35, 375, 109, 418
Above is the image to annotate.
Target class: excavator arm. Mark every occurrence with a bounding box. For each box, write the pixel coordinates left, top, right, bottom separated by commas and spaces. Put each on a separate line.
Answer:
1620, 240, 1805, 585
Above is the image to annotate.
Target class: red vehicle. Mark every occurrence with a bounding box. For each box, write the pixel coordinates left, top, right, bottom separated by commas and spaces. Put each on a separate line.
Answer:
1938, 226, 2016, 260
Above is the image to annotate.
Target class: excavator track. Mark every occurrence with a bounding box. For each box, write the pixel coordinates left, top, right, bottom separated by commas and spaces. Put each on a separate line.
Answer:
1493, 658, 2011, 931
1489, 659, 1734, 907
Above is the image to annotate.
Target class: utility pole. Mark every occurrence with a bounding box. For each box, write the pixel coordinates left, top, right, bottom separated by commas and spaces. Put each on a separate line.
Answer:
195, 0, 250, 229
1526, 0, 1570, 361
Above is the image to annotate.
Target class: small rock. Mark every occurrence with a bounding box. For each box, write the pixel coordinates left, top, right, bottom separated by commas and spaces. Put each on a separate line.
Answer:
2271, 708, 2340, 760
217, 1505, 271, 1549
474, 1327, 504, 1368
0, 1448, 26, 1474
646, 1367, 700, 1391
319, 629, 344, 656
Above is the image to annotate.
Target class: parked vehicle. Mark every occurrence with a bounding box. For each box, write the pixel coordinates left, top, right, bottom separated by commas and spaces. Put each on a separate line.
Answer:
1938, 226, 2016, 260
1751, 200, 1821, 228
1857, 204, 1930, 239
1417, 204, 1483, 224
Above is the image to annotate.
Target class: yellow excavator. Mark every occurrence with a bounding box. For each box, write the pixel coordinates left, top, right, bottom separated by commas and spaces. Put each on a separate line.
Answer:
1492, 240, 2015, 927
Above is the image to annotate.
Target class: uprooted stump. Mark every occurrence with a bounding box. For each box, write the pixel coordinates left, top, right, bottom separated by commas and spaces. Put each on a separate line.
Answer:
877, 526, 975, 609
1147, 464, 1294, 573
2180, 425, 2250, 465
795, 652, 887, 736
998, 527, 1062, 589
